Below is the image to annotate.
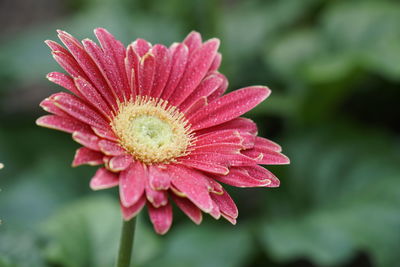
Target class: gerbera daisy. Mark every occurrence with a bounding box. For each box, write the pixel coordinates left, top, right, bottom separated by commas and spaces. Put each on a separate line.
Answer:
36, 29, 289, 234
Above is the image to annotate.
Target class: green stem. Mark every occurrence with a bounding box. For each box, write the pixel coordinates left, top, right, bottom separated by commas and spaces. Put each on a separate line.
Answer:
116, 218, 137, 267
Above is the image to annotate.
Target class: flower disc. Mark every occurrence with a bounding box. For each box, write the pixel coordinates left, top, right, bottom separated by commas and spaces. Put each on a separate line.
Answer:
112, 96, 193, 164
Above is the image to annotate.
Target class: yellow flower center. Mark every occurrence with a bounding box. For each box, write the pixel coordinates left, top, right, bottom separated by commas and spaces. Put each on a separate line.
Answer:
111, 96, 194, 164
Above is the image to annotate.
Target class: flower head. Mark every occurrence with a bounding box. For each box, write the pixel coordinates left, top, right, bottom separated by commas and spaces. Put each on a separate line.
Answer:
37, 29, 289, 234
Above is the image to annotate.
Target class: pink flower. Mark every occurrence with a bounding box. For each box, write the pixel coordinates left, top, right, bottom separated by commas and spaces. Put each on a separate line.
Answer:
37, 29, 289, 234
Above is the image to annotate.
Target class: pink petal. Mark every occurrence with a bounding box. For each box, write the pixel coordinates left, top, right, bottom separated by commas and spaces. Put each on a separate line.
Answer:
125, 44, 140, 97
213, 167, 271, 188
240, 132, 256, 149
208, 72, 228, 102
195, 130, 243, 147
121, 195, 146, 221
243, 165, 280, 187
74, 76, 112, 117
108, 155, 133, 172
90, 167, 119, 190
98, 139, 125, 156
149, 44, 172, 98
133, 38, 152, 57
183, 97, 208, 117
168, 164, 213, 212
45, 39, 69, 54
172, 194, 202, 225
160, 44, 188, 100
206, 177, 224, 195
178, 159, 229, 175
193, 143, 242, 154
145, 181, 168, 208
190, 86, 270, 131
40, 97, 67, 116
209, 52, 222, 72
94, 28, 129, 99
36, 115, 91, 134
195, 117, 258, 136
57, 30, 118, 111
46, 72, 83, 98
138, 52, 155, 96
169, 39, 220, 106
209, 201, 221, 219
183, 31, 202, 54
253, 136, 282, 152
52, 51, 88, 79
148, 165, 171, 190
119, 162, 146, 207
82, 38, 123, 103
147, 202, 173, 235
211, 188, 238, 219
186, 151, 256, 167
51, 92, 109, 130
72, 147, 104, 166
91, 127, 118, 142
179, 73, 224, 111
72, 131, 100, 151
243, 148, 289, 165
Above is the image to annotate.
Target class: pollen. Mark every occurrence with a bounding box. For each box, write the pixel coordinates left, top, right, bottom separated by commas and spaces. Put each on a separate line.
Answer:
111, 96, 194, 164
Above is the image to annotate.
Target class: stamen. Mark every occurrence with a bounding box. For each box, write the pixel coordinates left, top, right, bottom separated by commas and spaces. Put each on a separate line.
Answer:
111, 96, 194, 164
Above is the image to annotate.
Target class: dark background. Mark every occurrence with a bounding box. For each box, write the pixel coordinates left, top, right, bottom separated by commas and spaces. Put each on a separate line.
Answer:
0, 0, 399, 266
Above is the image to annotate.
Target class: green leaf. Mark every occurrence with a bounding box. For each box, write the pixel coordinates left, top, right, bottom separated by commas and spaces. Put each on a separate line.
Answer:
147, 223, 254, 267
40, 195, 161, 267
259, 125, 400, 267
0, 227, 45, 267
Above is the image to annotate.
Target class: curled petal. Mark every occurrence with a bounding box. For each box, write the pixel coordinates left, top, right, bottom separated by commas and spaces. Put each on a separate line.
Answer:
195, 117, 258, 136
209, 201, 221, 219
145, 182, 168, 208
179, 73, 224, 111
108, 155, 133, 172
211, 189, 238, 222
121, 195, 146, 221
72, 147, 103, 166
169, 165, 213, 213
178, 159, 229, 175
148, 202, 173, 235
98, 139, 125, 156
195, 130, 243, 147
91, 127, 118, 142
119, 162, 146, 207
148, 165, 171, 190
243, 149, 290, 165
90, 167, 119, 190
243, 165, 280, 187
213, 167, 270, 188
72, 131, 100, 151
172, 194, 202, 225
133, 38, 151, 57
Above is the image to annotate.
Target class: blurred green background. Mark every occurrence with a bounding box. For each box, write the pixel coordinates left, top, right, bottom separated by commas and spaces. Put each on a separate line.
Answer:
1, 0, 399, 266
